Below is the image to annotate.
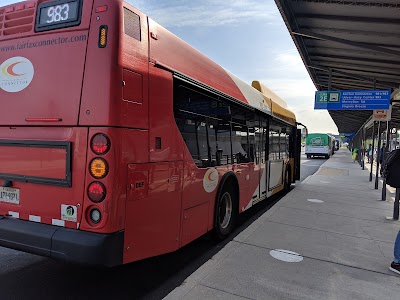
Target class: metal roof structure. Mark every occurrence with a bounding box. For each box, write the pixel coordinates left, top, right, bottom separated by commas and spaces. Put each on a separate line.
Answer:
274, 0, 400, 134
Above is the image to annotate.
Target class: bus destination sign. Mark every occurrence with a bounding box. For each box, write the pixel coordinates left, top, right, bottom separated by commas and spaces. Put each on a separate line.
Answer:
314, 90, 391, 110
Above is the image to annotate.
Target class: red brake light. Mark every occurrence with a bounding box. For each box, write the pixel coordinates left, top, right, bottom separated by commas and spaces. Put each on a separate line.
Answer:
96, 5, 108, 13
87, 182, 106, 203
91, 134, 110, 155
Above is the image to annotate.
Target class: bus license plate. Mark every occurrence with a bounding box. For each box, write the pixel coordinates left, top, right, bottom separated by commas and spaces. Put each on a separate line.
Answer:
0, 187, 20, 205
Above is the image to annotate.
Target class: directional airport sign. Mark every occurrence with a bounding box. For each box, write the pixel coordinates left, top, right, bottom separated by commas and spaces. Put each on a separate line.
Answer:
314, 90, 391, 110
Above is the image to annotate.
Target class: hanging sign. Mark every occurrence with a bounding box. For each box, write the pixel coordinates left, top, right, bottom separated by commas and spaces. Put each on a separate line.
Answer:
314, 90, 390, 110
373, 105, 392, 121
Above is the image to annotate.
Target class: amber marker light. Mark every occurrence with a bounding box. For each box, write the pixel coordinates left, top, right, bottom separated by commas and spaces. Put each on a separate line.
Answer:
90, 158, 109, 179
98, 25, 108, 48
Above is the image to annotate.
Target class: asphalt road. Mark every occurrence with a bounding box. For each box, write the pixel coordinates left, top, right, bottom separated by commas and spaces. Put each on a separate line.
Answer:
0, 151, 326, 300
299, 148, 328, 182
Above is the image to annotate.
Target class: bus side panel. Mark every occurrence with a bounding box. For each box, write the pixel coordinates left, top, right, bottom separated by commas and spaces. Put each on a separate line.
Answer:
79, 0, 120, 126
148, 65, 183, 162
148, 19, 247, 104
119, 5, 149, 129
124, 162, 182, 263
266, 160, 285, 197
180, 158, 215, 247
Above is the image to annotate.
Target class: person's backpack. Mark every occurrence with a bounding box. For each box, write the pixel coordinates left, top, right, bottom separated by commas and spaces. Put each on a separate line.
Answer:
383, 149, 400, 188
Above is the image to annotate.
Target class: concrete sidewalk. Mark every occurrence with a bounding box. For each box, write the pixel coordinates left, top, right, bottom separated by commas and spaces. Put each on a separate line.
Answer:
165, 149, 400, 300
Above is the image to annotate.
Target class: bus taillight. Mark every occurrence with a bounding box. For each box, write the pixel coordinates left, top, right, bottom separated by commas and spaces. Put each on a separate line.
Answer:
90, 158, 109, 179
89, 208, 102, 224
91, 133, 110, 155
87, 182, 106, 203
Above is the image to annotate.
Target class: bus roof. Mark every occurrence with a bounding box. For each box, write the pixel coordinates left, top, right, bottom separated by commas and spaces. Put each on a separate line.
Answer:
146, 16, 297, 126
252, 80, 296, 125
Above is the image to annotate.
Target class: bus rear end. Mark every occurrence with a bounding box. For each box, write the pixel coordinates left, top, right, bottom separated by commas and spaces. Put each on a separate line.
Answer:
305, 133, 330, 159
0, 0, 125, 266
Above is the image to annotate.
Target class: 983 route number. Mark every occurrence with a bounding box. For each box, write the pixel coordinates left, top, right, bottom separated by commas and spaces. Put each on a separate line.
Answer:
46, 4, 70, 23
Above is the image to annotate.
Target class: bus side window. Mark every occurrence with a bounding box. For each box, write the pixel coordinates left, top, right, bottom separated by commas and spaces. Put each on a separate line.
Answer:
248, 125, 256, 163
269, 125, 280, 160
232, 123, 249, 163
255, 125, 263, 164
215, 119, 232, 166
176, 115, 208, 168
280, 128, 288, 159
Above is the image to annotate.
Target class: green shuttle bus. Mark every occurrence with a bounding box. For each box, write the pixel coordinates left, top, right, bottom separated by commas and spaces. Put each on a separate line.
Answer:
305, 133, 335, 159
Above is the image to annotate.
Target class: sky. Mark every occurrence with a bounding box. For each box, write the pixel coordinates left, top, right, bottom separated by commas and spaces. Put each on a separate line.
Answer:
0, 0, 339, 134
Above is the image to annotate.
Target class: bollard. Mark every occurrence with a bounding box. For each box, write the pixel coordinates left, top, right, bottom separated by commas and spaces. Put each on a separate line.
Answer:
370, 122, 376, 182
375, 122, 382, 189
394, 188, 400, 221
382, 178, 387, 201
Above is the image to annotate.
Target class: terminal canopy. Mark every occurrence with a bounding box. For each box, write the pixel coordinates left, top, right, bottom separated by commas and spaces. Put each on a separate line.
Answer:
274, 0, 400, 134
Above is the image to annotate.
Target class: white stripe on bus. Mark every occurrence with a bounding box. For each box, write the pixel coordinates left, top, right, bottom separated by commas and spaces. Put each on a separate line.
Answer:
29, 215, 41, 222
52, 219, 65, 227
8, 211, 19, 218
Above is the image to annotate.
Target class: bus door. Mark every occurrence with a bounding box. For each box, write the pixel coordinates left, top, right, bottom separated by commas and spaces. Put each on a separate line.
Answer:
250, 119, 266, 204
258, 119, 268, 201
267, 123, 284, 197
231, 122, 252, 211
294, 128, 301, 180
125, 162, 183, 262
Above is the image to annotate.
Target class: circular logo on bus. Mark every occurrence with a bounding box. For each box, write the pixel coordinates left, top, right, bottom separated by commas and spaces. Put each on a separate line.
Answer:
0, 56, 34, 93
66, 206, 75, 216
203, 168, 219, 193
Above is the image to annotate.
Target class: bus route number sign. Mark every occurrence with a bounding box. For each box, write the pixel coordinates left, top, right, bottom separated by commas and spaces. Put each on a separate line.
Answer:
36, 0, 82, 32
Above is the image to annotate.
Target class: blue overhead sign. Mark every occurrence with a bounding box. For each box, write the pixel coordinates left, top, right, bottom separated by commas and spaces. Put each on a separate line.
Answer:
314, 90, 390, 110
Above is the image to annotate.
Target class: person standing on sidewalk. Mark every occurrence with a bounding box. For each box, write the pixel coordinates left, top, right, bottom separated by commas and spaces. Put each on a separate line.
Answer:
380, 143, 386, 164
390, 231, 400, 275
366, 144, 372, 163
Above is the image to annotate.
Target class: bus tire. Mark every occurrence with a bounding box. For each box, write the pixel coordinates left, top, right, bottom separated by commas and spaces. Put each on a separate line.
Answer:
306, 154, 311, 159
284, 167, 291, 194
214, 180, 238, 240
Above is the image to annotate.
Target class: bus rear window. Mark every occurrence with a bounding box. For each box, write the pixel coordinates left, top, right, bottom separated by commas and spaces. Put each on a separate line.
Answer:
35, 0, 82, 32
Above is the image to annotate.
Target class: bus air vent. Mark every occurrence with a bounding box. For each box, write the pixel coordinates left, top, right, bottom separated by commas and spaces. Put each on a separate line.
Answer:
0, 9, 4, 35
1, 6, 35, 36
123, 8, 140, 41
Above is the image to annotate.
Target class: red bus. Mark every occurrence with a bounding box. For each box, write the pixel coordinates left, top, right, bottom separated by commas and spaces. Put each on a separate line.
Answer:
0, 0, 301, 266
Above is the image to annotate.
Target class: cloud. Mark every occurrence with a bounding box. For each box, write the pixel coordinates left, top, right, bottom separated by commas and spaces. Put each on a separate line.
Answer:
256, 50, 339, 134
0, 0, 15, 6
128, 0, 279, 27
293, 107, 339, 135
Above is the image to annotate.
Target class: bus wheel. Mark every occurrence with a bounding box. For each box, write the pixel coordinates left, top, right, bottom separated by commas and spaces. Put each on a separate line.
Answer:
284, 167, 291, 193
214, 184, 237, 240
306, 154, 311, 159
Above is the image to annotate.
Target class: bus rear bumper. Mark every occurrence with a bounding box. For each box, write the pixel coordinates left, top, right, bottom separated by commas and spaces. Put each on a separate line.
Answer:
0, 217, 124, 267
